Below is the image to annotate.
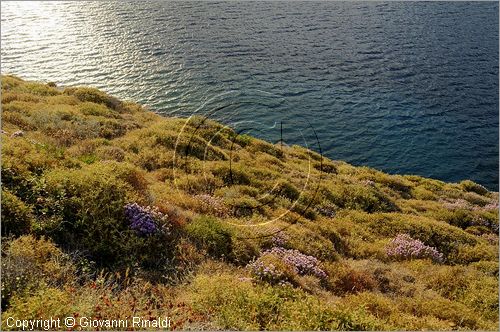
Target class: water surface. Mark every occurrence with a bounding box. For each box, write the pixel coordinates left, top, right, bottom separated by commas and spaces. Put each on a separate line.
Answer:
2, 1, 498, 189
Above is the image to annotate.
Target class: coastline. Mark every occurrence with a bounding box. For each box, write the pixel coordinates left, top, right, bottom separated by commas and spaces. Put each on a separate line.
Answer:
1, 75, 498, 330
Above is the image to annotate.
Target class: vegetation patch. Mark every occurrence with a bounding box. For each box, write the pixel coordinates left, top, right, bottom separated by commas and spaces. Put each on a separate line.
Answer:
1, 76, 498, 330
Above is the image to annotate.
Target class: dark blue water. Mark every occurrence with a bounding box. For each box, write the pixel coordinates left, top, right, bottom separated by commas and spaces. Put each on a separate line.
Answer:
2, 1, 498, 189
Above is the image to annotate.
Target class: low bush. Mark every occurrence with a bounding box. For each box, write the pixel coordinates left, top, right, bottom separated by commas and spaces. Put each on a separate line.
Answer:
282, 224, 338, 261
95, 145, 126, 161
34, 164, 133, 263
78, 101, 114, 117
344, 212, 477, 257
2, 287, 73, 328
1, 236, 74, 309
228, 237, 260, 266
64, 87, 122, 111
274, 180, 300, 201
460, 179, 489, 196
212, 165, 251, 186
186, 273, 386, 330
398, 291, 492, 329
185, 216, 232, 259
325, 183, 399, 213
247, 140, 284, 160
448, 243, 498, 264
247, 250, 298, 285
324, 261, 377, 295
1, 189, 33, 236
228, 195, 265, 217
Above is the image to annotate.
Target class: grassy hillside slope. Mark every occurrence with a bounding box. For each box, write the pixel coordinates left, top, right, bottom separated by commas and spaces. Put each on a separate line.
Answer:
1, 75, 498, 330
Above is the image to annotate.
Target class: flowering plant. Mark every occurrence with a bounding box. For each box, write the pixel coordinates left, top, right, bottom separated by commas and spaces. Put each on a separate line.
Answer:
271, 232, 289, 247
247, 255, 292, 284
248, 247, 327, 284
386, 233, 443, 263
195, 194, 230, 217
124, 203, 170, 236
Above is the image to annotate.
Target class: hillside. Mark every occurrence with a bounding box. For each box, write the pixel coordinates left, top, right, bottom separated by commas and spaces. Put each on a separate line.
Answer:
1, 75, 498, 330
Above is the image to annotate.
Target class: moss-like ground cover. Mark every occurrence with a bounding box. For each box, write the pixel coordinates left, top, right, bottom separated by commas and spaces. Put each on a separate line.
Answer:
1, 75, 498, 330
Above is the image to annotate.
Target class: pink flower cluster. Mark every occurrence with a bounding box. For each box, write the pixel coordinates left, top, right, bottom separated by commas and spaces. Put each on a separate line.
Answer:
441, 198, 499, 212
441, 198, 471, 210
271, 232, 289, 247
481, 202, 499, 211
195, 194, 230, 217
386, 233, 443, 263
248, 247, 327, 282
247, 259, 288, 284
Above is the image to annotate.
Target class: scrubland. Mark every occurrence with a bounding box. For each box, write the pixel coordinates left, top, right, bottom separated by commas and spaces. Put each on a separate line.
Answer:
1, 75, 498, 330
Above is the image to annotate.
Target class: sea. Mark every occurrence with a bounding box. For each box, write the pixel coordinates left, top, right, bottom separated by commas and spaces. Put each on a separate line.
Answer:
1, 1, 498, 189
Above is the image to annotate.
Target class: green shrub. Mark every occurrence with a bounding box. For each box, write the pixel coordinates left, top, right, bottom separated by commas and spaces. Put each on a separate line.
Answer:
78, 101, 113, 117
284, 224, 338, 261
274, 180, 300, 201
133, 148, 175, 171
1, 75, 23, 89
235, 133, 253, 146
228, 196, 264, 217
1, 236, 74, 309
324, 261, 377, 295
248, 251, 298, 285
21, 82, 60, 96
435, 208, 476, 229
344, 212, 477, 257
64, 87, 122, 111
35, 164, 133, 263
460, 180, 489, 195
398, 292, 492, 329
290, 201, 317, 220
464, 192, 491, 206
357, 171, 413, 198
95, 145, 126, 162
411, 186, 437, 200
212, 165, 251, 185
2, 138, 65, 184
325, 183, 399, 213
248, 140, 284, 159
2, 287, 73, 328
449, 243, 498, 264
422, 264, 498, 320
185, 216, 232, 258
175, 173, 222, 194
228, 237, 260, 266
98, 118, 129, 139
314, 159, 337, 174
173, 133, 228, 161
317, 225, 350, 256
2, 111, 36, 130
469, 260, 499, 277
1, 190, 33, 236
186, 273, 386, 330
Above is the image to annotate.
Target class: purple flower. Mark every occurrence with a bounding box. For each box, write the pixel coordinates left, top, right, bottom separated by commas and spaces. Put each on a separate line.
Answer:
195, 194, 230, 217
247, 247, 327, 283
124, 203, 169, 236
386, 233, 443, 263
271, 232, 289, 247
